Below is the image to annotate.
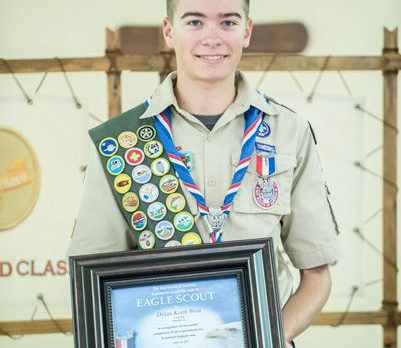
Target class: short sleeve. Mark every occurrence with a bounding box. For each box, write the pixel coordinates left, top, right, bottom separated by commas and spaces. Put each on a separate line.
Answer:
281, 121, 341, 269
66, 143, 135, 257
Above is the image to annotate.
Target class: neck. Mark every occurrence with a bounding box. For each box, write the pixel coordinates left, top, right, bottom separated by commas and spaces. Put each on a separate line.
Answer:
174, 73, 236, 115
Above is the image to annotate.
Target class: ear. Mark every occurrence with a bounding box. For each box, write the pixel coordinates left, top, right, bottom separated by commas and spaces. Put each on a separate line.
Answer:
242, 18, 253, 48
162, 17, 175, 49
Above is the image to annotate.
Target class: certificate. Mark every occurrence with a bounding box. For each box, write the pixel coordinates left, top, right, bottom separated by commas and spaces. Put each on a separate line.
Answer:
109, 276, 246, 348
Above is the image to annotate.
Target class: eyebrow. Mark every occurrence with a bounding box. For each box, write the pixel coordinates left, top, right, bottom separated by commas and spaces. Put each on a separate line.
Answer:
180, 12, 242, 20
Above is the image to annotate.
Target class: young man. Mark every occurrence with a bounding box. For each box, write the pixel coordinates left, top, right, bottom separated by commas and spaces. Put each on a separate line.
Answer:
68, 0, 340, 346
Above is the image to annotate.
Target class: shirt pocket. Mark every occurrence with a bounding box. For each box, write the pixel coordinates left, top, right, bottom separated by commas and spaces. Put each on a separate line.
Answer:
231, 151, 296, 215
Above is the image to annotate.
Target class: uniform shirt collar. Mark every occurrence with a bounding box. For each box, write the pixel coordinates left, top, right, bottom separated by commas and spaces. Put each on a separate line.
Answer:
139, 70, 279, 119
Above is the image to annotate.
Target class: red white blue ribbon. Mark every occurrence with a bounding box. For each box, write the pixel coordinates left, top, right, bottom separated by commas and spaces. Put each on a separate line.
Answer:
147, 99, 264, 242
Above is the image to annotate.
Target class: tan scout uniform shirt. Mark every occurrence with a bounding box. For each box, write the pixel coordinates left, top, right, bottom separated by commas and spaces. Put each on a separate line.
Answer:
67, 71, 341, 307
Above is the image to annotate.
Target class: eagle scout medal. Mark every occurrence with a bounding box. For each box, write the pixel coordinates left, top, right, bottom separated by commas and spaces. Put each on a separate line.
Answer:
125, 148, 145, 166
159, 175, 179, 194
137, 125, 156, 141
131, 211, 147, 231
138, 230, 155, 249
118, 131, 137, 149
174, 211, 194, 232
139, 183, 159, 203
256, 153, 276, 177
99, 137, 118, 156
122, 192, 139, 212
144, 140, 163, 158
257, 121, 271, 138
114, 174, 131, 194
107, 156, 125, 175
151, 158, 170, 176
155, 220, 175, 240
147, 202, 167, 221
182, 232, 202, 245
132, 164, 152, 184
166, 192, 186, 213
202, 207, 227, 237
165, 240, 182, 247
253, 177, 279, 209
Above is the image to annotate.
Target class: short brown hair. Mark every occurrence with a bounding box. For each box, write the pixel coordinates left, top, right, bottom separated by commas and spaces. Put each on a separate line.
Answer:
166, 0, 250, 23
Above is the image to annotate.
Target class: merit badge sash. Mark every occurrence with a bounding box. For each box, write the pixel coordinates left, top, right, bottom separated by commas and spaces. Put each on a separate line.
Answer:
90, 105, 202, 250
150, 99, 264, 243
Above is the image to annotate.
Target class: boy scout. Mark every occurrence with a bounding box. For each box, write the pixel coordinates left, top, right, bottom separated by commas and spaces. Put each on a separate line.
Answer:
67, 0, 340, 346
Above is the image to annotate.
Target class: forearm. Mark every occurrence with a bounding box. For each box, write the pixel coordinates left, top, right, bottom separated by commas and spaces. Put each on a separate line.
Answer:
281, 264, 332, 342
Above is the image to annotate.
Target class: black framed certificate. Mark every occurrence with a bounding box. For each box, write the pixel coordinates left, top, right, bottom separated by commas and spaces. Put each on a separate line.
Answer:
69, 238, 285, 348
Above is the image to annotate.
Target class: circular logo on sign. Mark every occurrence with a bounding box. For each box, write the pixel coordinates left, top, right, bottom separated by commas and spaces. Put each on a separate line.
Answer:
164, 240, 182, 247
182, 232, 202, 246
99, 137, 118, 156
151, 158, 170, 176
144, 140, 163, 159
137, 125, 156, 142
0, 127, 41, 231
131, 211, 147, 231
138, 230, 155, 249
147, 202, 167, 221
174, 211, 194, 232
159, 175, 179, 194
166, 193, 186, 213
114, 174, 131, 194
139, 183, 159, 203
155, 221, 175, 240
107, 156, 125, 175
132, 164, 152, 184
257, 122, 271, 138
253, 177, 279, 209
122, 192, 140, 212
118, 131, 137, 149
125, 148, 145, 166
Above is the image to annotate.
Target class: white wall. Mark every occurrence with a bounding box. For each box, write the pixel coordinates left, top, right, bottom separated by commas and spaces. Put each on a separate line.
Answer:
0, 0, 400, 347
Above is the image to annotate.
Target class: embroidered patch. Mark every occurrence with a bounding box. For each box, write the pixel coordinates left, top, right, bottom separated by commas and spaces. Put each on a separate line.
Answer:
137, 125, 156, 142
147, 202, 167, 221
118, 131, 137, 149
132, 164, 152, 184
122, 192, 140, 212
253, 177, 279, 209
155, 220, 175, 240
131, 211, 147, 231
114, 174, 131, 194
107, 156, 125, 175
99, 137, 118, 156
257, 122, 271, 138
138, 230, 155, 249
144, 140, 163, 158
181, 232, 202, 245
125, 148, 145, 166
174, 211, 194, 232
166, 192, 186, 213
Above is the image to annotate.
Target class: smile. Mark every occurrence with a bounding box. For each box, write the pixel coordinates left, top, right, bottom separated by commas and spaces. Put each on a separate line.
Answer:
196, 55, 228, 62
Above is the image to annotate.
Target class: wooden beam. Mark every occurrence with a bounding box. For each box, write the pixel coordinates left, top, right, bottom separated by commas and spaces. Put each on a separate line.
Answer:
1, 55, 400, 74
105, 28, 122, 118
0, 319, 73, 336
382, 27, 398, 348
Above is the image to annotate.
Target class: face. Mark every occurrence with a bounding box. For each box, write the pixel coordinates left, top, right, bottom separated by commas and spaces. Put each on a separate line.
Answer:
163, 0, 253, 83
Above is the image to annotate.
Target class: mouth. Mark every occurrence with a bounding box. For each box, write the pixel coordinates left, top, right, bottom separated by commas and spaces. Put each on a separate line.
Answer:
195, 54, 229, 63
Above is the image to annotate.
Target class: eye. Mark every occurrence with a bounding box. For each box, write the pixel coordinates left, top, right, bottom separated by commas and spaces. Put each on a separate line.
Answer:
187, 20, 201, 27
222, 20, 237, 26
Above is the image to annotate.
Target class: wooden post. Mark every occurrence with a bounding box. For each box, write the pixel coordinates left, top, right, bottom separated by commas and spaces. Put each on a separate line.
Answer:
382, 27, 398, 348
106, 28, 122, 118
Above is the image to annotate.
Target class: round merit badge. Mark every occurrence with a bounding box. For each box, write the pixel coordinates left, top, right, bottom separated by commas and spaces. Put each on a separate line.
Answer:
164, 240, 182, 247
114, 174, 132, 194
99, 137, 118, 156
138, 230, 155, 249
139, 183, 159, 203
155, 221, 175, 240
118, 131, 138, 149
122, 192, 139, 212
131, 211, 147, 231
151, 158, 170, 176
182, 232, 202, 246
253, 177, 279, 209
144, 140, 163, 159
166, 192, 186, 213
174, 211, 194, 232
125, 148, 145, 166
257, 121, 271, 138
132, 164, 152, 184
159, 174, 179, 194
147, 202, 167, 221
107, 156, 125, 175
137, 125, 156, 142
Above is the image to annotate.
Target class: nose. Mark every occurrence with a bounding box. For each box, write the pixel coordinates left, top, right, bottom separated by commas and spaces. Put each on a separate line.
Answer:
200, 25, 222, 48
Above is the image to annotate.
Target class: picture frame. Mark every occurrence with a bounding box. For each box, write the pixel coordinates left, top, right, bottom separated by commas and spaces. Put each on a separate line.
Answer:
69, 238, 285, 348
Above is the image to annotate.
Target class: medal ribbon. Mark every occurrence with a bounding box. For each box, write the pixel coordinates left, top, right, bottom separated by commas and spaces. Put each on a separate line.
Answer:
148, 100, 263, 243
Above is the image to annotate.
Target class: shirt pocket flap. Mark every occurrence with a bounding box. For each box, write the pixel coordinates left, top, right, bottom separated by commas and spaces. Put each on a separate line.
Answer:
231, 151, 296, 215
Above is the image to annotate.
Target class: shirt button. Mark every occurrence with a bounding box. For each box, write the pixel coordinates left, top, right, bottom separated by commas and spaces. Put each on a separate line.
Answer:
208, 179, 216, 186
207, 134, 213, 142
